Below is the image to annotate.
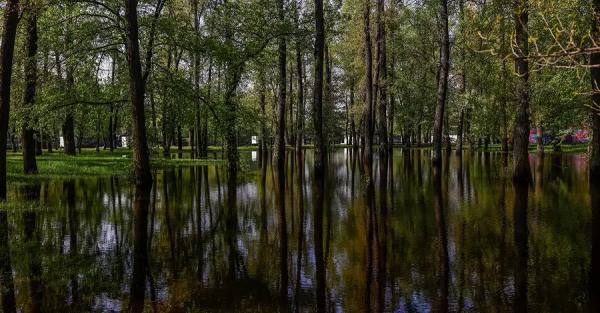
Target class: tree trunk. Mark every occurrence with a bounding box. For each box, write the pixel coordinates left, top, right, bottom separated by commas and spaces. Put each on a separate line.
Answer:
457, 110, 464, 151
313, 0, 326, 173
124, 0, 153, 186
0, 0, 20, 199
22, 4, 38, 174
274, 0, 287, 171
259, 70, 267, 163
590, 0, 600, 180
536, 124, 544, 155
177, 126, 183, 154
324, 44, 332, 147
512, 0, 531, 181
193, 0, 202, 159
432, 0, 450, 167
350, 81, 358, 150
62, 114, 76, 155
275, 0, 288, 296
200, 63, 211, 158
457, 0, 466, 152
363, 0, 374, 169
375, 0, 388, 154
109, 56, 117, 152
295, 22, 304, 151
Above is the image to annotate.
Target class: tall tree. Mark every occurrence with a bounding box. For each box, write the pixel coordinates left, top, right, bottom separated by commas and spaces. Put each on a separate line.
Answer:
590, 0, 600, 180
432, 0, 450, 166
375, 0, 388, 153
363, 0, 374, 168
22, 0, 39, 174
124, 0, 154, 185
314, 0, 326, 172
0, 0, 21, 200
274, 0, 288, 299
275, 0, 287, 168
456, 0, 466, 151
512, 0, 531, 181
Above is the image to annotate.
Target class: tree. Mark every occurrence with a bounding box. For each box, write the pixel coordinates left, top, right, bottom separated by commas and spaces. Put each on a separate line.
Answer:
375, 0, 388, 153
123, 0, 164, 186
432, 0, 450, 166
512, 0, 531, 181
314, 0, 326, 173
22, 0, 39, 174
591, 0, 600, 180
362, 0, 374, 169
0, 0, 21, 200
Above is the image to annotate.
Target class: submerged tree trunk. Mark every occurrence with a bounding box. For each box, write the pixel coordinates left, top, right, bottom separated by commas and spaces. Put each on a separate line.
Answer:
294, 1, 304, 151
350, 81, 358, 150
200, 63, 211, 158
432, 0, 450, 167
258, 70, 267, 162
275, 0, 288, 297
363, 0, 374, 169
512, 0, 531, 181
314, 0, 326, 172
192, 0, 202, 159
536, 124, 544, 155
590, 0, 600, 180
375, 0, 388, 154
274, 0, 287, 170
457, 0, 466, 152
124, 0, 153, 185
62, 114, 76, 155
22, 4, 39, 174
0, 0, 21, 199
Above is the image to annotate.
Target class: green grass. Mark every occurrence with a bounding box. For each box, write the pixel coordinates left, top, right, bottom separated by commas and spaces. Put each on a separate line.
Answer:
7, 148, 223, 181
483, 143, 589, 154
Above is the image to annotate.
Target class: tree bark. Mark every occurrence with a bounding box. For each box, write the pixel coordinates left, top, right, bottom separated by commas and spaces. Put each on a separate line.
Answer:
590, 0, 600, 180
375, 0, 388, 154
512, 0, 531, 181
0, 0, 21, 198
363, 0, 374, 169
275, 0, 288, 297
313, 0, 326, 173
22, 3, 39, 174
259, 70, 267, 163
432, 0, 450, 167
457, 0, 466, 152
193, 0, 202, 159
295, 25, 304, 151
274, 0, 287, 172
124, 0, 153, 186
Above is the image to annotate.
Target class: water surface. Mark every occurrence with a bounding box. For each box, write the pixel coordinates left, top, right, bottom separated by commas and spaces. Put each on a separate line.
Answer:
1, 149, 596, 312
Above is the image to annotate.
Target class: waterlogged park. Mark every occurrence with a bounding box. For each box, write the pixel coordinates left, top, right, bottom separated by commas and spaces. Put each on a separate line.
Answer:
0, 0, 600, 312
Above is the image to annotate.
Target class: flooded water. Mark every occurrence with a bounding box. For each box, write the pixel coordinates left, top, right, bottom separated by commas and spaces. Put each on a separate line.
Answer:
1, 149, 597, 312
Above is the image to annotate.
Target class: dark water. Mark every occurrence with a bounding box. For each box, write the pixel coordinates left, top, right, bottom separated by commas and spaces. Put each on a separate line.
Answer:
1, 149, 597, 312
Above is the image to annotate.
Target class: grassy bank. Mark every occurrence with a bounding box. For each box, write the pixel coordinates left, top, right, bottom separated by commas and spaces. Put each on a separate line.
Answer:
483, 143, 589, 154
7, 148, 223, 181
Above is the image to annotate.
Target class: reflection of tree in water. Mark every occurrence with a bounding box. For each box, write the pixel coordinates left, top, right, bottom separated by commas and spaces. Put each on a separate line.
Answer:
0, 150, 593, 312
513, 179, 529, 313
0, 211, 16, 313
128, 183, 151, 313
24, 211, 43, 313
590, 179, 600, 312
